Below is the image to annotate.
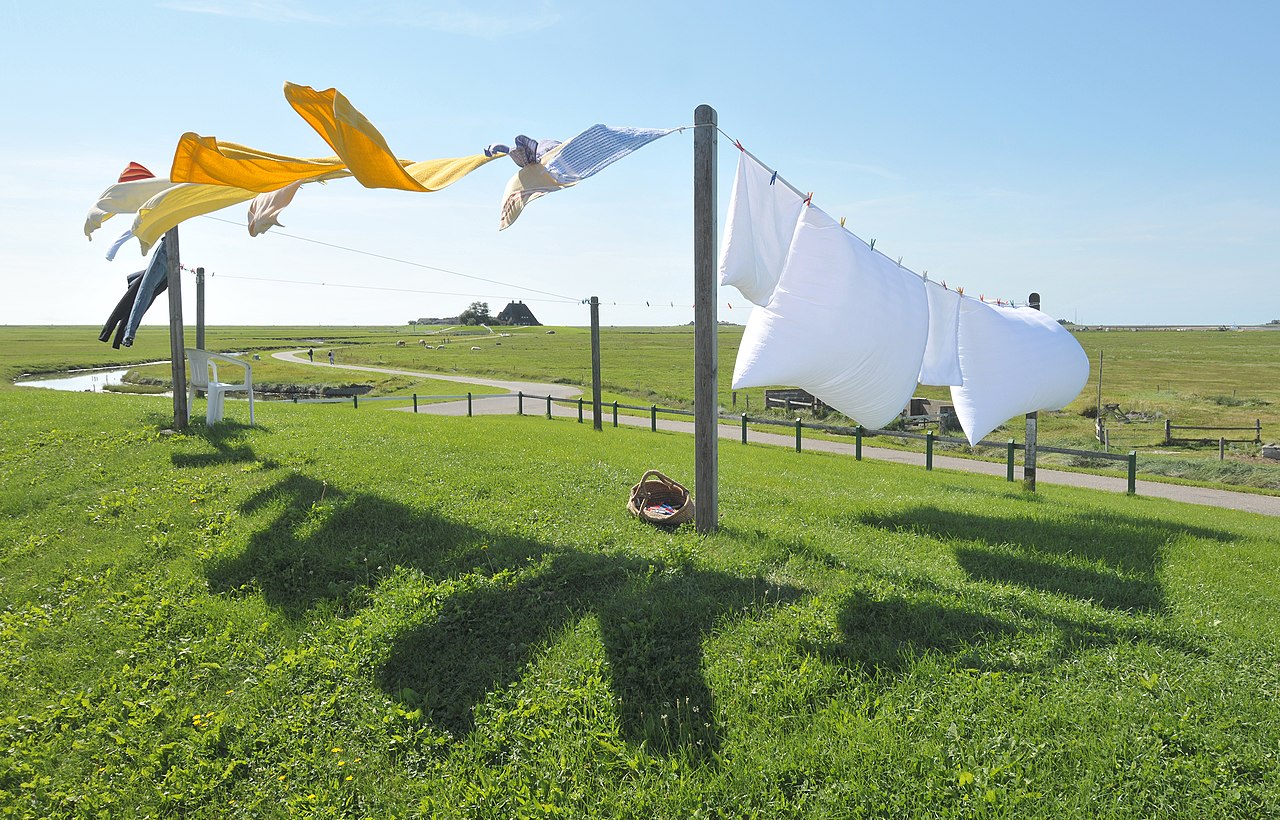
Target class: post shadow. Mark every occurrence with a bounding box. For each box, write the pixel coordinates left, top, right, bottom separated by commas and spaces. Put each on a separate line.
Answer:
170, 423, 276, 470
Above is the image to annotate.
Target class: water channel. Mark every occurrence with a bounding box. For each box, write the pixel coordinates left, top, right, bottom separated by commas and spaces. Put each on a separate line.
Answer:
14, 362, 168, 393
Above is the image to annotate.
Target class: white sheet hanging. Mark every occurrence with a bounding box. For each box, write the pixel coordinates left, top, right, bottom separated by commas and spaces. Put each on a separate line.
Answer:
919, 282, 963, 386
732, 205, 929, 429
717, 151, 805, 307
950, 300, 1090, 444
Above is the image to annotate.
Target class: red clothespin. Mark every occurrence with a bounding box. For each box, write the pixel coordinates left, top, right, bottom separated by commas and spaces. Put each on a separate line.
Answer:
734, 139, 744, 152
728, 302, 733, 310
803, 192, 813, 206
980, 294, 986, 302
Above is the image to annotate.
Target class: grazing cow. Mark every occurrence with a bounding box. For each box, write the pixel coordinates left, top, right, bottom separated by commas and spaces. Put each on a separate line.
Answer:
396, 340, 406, 347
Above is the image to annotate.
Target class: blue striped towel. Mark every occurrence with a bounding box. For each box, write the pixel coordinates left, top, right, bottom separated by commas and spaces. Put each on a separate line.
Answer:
545, 125, 678, 185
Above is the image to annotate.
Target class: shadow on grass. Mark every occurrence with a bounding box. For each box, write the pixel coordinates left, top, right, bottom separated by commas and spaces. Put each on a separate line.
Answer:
170, 423, 278, 470
208, 472, 804, 757
806, 574, 1205, 684
854, 507, 1235, 612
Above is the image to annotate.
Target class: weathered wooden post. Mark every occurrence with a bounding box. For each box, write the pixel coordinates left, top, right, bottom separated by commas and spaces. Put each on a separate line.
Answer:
590, 296, 603, 431
165, 228, 188, 430
1023, 292, 1040, 490
195, 266, 205, 351
693, 103, 719, 533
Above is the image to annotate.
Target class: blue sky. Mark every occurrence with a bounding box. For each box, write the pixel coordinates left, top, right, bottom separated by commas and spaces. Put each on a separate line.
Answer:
2, 1, 1277, 328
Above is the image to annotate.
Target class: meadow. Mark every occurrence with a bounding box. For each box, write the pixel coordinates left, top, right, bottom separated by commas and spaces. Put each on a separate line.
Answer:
2, 327, 1279, 816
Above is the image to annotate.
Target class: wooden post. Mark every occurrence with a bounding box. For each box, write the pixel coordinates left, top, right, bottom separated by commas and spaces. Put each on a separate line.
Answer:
1023, 291, 1040, 491
165, 228, 188, 430
590, 296, 603, 431
195, 266, 205, 351
693, 103, 719, 533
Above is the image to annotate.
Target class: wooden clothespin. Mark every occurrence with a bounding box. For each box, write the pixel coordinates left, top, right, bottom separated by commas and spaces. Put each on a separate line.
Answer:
839, 216, 846, 228
803, 192, 813, 206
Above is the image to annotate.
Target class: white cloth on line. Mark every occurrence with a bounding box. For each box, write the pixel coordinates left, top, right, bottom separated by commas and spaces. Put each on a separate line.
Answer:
731, 205, 929, 429
247, 180, 304, 236
919, 281, 963, 386
949, 299, 1090, 445
85, 177, 177, 238
717, 151, 805, 307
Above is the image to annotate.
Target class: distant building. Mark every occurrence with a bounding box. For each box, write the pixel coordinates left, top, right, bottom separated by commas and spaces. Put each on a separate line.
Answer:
496, 301, 541, 326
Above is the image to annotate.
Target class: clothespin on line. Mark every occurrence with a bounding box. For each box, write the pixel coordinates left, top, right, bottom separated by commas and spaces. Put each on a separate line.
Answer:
769, 170, 777, 186
839, 216, 846, 228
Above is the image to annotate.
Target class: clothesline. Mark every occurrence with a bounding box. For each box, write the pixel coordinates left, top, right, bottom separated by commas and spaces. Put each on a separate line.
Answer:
714, 128, 1026, 308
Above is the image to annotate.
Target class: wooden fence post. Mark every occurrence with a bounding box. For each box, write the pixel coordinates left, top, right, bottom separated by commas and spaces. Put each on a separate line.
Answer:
590, 296, 603, 431
1023, 291, 1040, 491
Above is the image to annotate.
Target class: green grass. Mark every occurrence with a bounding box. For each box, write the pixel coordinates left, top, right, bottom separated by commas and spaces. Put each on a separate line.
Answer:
6, 324, 1280, 493
2, 387, 1277, 817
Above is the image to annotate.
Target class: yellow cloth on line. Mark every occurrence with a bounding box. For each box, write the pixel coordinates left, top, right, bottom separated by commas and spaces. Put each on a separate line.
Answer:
132, 184, 258, 253
283, 82, 501, 191
170, 133, 349, 193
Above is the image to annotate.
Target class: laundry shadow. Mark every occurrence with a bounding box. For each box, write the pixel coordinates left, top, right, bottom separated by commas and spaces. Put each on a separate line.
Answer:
381, 552, 804, 756
209, 473, 806, 756
806, 574, 1204, 685
170, 423, 276, 470
854, 507, 1234, 613
207, 473, 549, 617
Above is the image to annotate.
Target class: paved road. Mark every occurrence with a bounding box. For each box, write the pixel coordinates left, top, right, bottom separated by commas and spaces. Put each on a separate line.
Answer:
275, 351, 1280, 518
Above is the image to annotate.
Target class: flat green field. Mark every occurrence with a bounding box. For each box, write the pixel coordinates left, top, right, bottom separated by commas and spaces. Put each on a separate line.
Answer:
1, 384, 1277, 817
9, 324, 1276, 491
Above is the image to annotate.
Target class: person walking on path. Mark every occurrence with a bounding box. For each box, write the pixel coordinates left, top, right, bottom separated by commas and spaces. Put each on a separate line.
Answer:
308, 348, 314, 362
328, 350, 334, 365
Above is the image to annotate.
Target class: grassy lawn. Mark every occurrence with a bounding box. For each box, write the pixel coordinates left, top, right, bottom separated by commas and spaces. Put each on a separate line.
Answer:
1, 386, 1277, 817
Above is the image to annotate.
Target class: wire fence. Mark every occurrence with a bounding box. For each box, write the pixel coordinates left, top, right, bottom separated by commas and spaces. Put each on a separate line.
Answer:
290, 388, 1141, 495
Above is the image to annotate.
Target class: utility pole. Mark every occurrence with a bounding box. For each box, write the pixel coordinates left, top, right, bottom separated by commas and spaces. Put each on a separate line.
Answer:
1024, 291, 1040, 490
165, 228, 188, 429
589, 296, 602, 431
693, 104, 719, 532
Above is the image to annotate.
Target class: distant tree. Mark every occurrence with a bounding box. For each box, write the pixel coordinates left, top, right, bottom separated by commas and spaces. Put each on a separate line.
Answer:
408, 319, 418, 327
458, 301, 491, 326
1269, 319, 1280, 325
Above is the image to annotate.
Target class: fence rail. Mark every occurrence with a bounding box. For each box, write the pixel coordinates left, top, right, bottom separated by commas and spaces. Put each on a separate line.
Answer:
1165, 419, 1261, 444
301, 389, 1141, 495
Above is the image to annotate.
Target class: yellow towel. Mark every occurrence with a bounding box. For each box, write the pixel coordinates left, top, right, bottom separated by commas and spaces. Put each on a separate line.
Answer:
284, 82, 500, 191
170, 133, 348, 193
132, 183, 258, 253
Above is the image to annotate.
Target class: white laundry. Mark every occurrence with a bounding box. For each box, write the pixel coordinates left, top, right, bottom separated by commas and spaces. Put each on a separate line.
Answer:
950, 299, 1090, 445
84, 177, 177, 238
919, 282, 963, 386
247, 180, 304, 236
732, 205, 929, 429
717, 151, 805, 307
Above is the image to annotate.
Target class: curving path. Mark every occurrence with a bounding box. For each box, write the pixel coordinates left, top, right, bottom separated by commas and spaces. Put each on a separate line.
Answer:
275, 350, 1279, 517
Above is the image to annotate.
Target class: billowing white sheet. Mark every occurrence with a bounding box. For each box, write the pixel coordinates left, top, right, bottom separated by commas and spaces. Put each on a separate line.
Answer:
950, 300, 1090, 444
732, 205, 929, 429
717, 152, 805, 307
919, 282, 963, 386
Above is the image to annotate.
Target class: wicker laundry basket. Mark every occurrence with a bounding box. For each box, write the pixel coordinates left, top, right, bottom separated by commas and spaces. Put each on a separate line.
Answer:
627, 470, 695, 526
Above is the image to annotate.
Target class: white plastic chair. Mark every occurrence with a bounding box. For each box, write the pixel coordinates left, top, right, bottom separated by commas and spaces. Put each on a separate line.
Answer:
186, 349, 254, 426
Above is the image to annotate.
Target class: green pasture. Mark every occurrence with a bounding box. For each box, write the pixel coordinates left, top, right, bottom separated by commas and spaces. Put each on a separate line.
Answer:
1, 385, 1277, 817
5, 324, 1279, 493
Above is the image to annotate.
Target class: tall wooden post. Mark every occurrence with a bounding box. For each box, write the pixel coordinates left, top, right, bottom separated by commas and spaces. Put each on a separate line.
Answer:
195, 266, 205, 350
693, 104, 719, 532
589, 296, 603, 431
165, 228, 188, 429
1024, 291, 1040, 490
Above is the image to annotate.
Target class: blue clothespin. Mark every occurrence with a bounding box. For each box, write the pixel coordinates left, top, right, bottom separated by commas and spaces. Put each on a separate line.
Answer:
769, 171, 777, 186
